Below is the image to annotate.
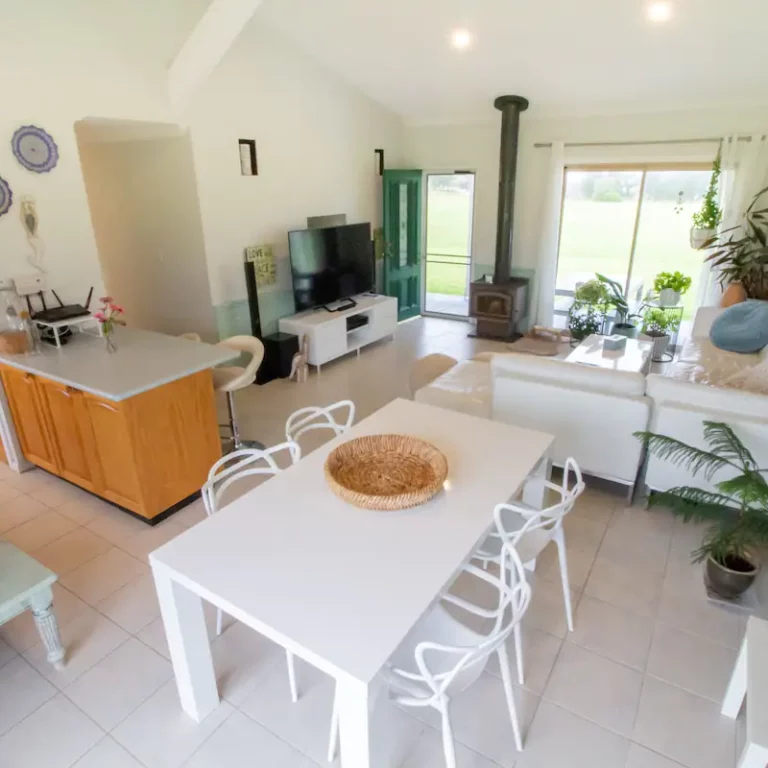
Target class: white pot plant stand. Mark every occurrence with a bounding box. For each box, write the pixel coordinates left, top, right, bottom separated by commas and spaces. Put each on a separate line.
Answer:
637, 421, 767, 602
653, 270, 692, 308
641, 305, 681, 363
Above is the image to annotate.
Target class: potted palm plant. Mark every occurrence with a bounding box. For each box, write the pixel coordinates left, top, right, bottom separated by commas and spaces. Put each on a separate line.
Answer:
567, 279, 609, 343
642, 307, 680, 360
635, 422, 768, 598
595, 273, 641, 338
653, 271, 692, 308
705, 185, 768, 300
690, 150, 722, 249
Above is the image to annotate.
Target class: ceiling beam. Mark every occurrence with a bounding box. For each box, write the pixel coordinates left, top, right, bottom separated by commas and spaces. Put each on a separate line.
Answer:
169, 0, 264, 112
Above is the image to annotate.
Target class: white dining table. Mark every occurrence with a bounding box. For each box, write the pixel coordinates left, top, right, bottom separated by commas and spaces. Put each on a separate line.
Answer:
149, 398, 553, 768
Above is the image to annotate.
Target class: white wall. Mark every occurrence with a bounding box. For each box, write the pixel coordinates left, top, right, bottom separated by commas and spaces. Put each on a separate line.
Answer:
185, 19, 403, 333
404, 106, 768, 308
77, 129, 217, 339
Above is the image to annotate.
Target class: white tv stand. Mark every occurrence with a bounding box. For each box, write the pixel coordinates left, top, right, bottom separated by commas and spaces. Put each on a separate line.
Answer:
278, 294, 397, 371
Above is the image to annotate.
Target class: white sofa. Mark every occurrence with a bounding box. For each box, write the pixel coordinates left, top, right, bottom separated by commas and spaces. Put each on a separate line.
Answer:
415, 306, 768, 497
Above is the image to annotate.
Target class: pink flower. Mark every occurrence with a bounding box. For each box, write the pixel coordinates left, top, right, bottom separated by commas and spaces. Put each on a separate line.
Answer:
100, 296, 114, 304
93, 311, 106, 321
109, 303, 124, 314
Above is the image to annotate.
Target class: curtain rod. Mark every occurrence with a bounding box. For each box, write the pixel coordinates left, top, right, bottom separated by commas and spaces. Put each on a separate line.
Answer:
532, 136, 756, 149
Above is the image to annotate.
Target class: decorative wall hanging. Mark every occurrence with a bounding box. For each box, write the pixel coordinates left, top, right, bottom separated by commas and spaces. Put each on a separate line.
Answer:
20, 196, 45, 272
244, 244, 276, 287
0, 176, 12, 218
11, 125, 59, 173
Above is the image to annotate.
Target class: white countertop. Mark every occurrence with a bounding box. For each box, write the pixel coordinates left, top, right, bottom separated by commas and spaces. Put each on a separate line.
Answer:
0, 326, 237, 401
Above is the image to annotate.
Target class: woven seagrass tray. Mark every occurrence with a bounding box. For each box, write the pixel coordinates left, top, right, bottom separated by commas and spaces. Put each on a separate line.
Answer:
324, 434, 448, 510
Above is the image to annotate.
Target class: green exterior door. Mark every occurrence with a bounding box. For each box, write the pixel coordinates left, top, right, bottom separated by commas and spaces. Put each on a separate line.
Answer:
383, 170, 422, 321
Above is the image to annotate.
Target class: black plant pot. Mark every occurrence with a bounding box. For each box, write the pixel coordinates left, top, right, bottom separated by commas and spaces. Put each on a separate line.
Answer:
706, 554, 759, 599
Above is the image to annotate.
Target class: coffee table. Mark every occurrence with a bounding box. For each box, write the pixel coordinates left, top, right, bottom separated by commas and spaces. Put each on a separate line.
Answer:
0, 541, 65, 669
566, 334, 653, 375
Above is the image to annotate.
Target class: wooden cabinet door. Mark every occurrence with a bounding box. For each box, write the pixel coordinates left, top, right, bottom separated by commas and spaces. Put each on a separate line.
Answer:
0, 368, 58, 473
82, 395, 144, 514
37, 380, 96, 492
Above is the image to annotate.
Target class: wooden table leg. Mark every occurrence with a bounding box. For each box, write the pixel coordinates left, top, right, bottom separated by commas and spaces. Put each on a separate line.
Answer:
152, 563, 219, 722
337, 676, 371, 768
29, 587, 65, 670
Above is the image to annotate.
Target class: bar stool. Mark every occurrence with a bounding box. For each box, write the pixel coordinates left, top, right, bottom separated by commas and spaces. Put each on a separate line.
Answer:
213, 335, 265, 451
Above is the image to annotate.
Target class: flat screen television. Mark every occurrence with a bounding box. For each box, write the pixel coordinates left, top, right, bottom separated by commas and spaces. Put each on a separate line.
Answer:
288, 222, 374, 311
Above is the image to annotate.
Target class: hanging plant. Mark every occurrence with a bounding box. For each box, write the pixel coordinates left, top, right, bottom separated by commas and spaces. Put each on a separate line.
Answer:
690, 149, 722, 248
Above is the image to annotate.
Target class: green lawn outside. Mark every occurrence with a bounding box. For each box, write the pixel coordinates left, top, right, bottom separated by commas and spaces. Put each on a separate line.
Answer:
425, 189, 707, 317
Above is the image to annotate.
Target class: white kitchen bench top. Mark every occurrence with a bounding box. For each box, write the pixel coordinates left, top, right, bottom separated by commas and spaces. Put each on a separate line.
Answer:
0, 326, 237, 401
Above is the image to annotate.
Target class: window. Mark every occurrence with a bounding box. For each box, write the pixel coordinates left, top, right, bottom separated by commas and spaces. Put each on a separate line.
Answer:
554, 165, 713, 320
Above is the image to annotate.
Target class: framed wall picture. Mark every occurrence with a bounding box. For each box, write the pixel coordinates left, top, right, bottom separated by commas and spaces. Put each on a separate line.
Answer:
245, 244, 276, 287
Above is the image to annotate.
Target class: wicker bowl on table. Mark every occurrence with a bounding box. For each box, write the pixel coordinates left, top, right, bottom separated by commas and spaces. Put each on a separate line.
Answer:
324, 434, 448, 510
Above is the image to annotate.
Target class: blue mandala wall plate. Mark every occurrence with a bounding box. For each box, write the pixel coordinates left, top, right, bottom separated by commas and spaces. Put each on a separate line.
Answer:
11, 125, 59, 173
0, 176, 12, 218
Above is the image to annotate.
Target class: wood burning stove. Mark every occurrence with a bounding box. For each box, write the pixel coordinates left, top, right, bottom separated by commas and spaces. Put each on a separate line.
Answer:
469, 95, 530, 340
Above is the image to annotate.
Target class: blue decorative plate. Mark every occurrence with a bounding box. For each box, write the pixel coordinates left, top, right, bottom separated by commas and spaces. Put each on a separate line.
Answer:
0, 176, 12, 218
11, 125, 59, 173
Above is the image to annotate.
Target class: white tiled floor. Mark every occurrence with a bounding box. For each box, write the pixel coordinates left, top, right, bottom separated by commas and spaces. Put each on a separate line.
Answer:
0, 317, 748, 767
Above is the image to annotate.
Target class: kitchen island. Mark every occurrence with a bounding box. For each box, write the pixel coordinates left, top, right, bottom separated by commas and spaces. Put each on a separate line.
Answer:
0, 326, 237, 523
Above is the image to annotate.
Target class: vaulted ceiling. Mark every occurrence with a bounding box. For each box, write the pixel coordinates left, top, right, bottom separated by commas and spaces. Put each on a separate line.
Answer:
257, 0, 768, 122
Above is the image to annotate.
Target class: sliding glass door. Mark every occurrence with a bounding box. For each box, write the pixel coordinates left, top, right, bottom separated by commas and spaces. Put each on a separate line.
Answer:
555, 165, 713, 321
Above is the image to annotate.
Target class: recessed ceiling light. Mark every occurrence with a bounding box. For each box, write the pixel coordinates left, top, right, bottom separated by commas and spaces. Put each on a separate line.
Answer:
450, 29, 472, 50
647, 2, 672, 22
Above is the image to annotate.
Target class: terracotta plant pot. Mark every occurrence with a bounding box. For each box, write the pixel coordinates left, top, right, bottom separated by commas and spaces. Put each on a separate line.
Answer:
720, 282, 748, 308
690, 227, 716, 249
658, 288, 681, 307
706, 553, 759, 599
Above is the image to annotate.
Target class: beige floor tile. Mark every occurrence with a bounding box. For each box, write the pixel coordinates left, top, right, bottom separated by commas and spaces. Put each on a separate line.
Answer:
111, 680, 233, 768
3, 468, 57, 494
486, 625, 563, 695
0, 656, 57, 737
625, 743, 687, 767
536, 543, 597, 591
0, 694, 103, 768
633, 676, 735, 768
85, 507, 150, 546
115, 518, 188, 563
32, 527, 112, 576
0, 479, 23, 504
31, 481, 93, 509
524, 576, 579, 639
597, 526, 670, 576
402, 726, 501, 768
656, 587, 742, 649
570, 594, 655, 670
57, 497, 114, 526
64, 637, 171, 730
3, 508, 79, 552
543, 642, 643, 737
60, 547, 148, 606
0, 493, 49, 533
646, 623, 738, 702
0, 637, 16, 669
72, 737, 145, 768
516, 700, 630, 768
584, 556, 664, 618
95, 573, 160, 634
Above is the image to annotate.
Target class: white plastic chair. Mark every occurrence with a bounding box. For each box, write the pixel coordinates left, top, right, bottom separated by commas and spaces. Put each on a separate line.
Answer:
327, 544, 532, 766
475, 458, 586, 643
202, 441, 302, 702
284, 400, 355, 446
213, 335, 265, 450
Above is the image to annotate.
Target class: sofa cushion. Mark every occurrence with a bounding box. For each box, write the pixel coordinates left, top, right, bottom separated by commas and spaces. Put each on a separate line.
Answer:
710, 300, 768, 353
490, 353, 646, 397
666, 336, 762, 386
414, 360, 491, 418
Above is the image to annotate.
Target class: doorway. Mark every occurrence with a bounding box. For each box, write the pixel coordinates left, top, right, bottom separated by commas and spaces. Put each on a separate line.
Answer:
423, 172, 475, 317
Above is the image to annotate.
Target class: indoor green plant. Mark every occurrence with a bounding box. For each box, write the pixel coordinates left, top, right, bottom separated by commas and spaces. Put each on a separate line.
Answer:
567, 279, 609, 343
635, 421, 768, 598
690, 150, 722, 249
704, 185, 768, 300
642, 307, 680, 360
653, 271, 692, 308
596, 273, 641, 338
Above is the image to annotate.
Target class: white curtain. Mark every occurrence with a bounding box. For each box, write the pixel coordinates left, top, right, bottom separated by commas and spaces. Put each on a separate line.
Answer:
698, 133, 768, 307
535, 140, 564, 326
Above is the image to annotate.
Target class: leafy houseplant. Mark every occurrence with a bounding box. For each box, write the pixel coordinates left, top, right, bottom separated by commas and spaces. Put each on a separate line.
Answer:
567, 280, 609, 343
642, 307, 680, 360
635, 422, 768, 598
596, 273, 641, 338
690, 150, 722, 249
653, 271, 692, 308
704, 185, 768, 300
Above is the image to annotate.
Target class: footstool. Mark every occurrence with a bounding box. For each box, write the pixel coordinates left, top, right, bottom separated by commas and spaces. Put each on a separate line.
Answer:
0, 541, 65, 669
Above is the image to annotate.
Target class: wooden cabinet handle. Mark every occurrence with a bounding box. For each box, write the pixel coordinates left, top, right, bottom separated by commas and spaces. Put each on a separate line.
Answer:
95, 401, 118, 412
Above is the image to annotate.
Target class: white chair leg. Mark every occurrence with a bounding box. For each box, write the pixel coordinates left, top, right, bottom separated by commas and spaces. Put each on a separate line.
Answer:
554, 529, 574, 632
215, 608, 223, 637
513, 623, 524, 685
286, 650, 298, 703
498, 643, 523, 751
327, 689, 339, 762
439, 701, 457, 768
738, 743, 768, 768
